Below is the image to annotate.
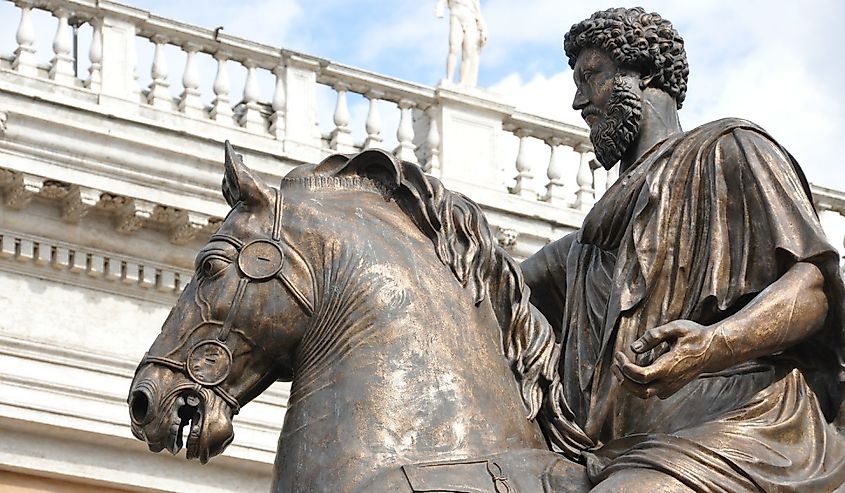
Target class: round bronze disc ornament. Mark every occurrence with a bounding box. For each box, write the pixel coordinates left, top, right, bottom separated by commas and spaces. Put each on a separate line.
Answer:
186, 340, 233, 386
238, 240, 285, 281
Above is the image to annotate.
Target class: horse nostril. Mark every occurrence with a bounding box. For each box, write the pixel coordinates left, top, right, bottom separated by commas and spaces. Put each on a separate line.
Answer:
130, 389, 152, 425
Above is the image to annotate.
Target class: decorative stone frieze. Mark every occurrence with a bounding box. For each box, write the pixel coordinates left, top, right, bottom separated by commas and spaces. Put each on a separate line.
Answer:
0, 228, 190, 300
0, 168, 223, 245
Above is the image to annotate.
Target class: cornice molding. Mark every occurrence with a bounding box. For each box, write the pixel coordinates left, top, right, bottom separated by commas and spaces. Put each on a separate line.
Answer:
0, 166, 222, 246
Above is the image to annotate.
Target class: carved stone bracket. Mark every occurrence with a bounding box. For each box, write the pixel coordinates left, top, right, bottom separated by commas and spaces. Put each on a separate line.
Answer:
496, 228, 519, 251
0, 169, 44, 210
0, 110, 7, 135
62, 186, 102, 223
154, 205, 212, 245
41, 181, 103, 223
100, 194, 155, 234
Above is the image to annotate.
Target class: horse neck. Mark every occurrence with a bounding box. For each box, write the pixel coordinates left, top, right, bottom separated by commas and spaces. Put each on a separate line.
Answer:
272, 191, 546, 492
279, 238, 545, 483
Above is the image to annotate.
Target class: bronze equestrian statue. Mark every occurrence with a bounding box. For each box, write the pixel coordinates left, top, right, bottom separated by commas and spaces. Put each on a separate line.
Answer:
128, 7, 845, 492
128, 144, 589, 491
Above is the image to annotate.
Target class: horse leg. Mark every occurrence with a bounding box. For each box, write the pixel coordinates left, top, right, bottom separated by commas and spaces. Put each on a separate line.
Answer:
589, 469, 695, 493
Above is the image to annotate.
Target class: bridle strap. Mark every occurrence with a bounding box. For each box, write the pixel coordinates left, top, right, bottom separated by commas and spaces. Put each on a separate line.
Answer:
138, 353, 242, 414
272, 188, 283, 242
219, 277, 249, 342
139, 188, 306, 415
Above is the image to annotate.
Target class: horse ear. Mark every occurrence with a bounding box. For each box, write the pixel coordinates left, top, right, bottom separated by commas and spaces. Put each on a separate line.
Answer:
341, 149, 402, 190
222, 141, 274, 208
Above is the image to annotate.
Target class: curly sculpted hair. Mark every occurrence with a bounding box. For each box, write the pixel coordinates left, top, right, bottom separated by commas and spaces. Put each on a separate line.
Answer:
564, 7, 689, 109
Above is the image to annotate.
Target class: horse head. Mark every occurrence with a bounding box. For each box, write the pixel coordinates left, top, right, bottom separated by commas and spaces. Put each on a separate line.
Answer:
128, 142, 577, 481
128, 143, 317, 462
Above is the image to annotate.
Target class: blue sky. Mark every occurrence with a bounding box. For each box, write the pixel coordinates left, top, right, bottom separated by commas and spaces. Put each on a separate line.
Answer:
122, 0, 845, 191
2, 0, 843, 190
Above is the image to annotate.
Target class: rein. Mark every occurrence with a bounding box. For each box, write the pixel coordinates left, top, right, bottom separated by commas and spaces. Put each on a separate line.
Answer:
137, 188, 314, 414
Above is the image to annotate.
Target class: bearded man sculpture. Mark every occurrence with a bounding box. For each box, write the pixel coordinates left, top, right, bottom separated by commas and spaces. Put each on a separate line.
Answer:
523, 7, 845, 492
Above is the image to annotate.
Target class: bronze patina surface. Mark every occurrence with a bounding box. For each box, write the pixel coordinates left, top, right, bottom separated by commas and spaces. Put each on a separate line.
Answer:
128, 7, 845, 493
522, 7, 845, 492
128, 144, 590, 492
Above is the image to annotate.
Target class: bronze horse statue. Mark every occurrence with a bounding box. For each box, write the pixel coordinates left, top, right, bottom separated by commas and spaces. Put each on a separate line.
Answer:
128, 143, 589, 492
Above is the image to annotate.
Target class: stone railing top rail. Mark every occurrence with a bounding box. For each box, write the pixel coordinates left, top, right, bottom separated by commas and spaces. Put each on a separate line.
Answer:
20, 0, 445, 106
813, 185, 845, 214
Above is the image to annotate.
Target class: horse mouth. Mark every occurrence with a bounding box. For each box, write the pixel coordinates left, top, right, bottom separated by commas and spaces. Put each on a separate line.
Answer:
129, 387, 214, 460
176, 393, 204, 458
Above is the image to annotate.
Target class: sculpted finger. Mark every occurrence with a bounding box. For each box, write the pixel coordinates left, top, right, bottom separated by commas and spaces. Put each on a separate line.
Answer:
631, 323, 686, 354
616, 372, 656, 399
611, 363, 624, 383
615, 351, 657, 384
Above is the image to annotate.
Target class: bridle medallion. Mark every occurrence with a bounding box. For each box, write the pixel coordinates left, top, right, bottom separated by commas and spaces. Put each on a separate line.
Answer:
187, 340, 233, 386
238, 239, 285, 281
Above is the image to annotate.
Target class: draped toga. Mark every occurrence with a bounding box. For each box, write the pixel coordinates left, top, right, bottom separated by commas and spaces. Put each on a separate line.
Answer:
522, 118, 845, 492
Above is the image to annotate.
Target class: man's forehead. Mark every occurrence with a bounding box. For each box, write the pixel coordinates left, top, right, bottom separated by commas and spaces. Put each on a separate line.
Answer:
575, 47, 613, 69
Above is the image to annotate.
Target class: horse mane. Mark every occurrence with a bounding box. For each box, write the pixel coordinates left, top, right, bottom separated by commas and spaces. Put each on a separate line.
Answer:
282, 150, 561, 423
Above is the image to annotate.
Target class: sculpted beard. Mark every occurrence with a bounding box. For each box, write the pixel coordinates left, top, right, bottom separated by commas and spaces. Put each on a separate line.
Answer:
590, 75, 642, 169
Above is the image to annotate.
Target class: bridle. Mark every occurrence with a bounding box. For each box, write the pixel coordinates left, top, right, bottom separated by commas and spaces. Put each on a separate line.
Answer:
136, 188, 314, 414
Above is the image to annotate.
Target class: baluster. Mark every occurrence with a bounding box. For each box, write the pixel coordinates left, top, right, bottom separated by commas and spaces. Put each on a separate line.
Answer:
511, 129, 535, 198
86, 18, 103, 91
593, 166, 608, 200
606, 163, 619, 190
394, 99, 417, 163
543, 137, 565, 203
330, 82, 354, 152
269, 65, 286, 139
49, 9, 75, 84
238, 60, 264, 132
424, 106, 441, 175
562, 145, 580, 206
12, 2, 38, 76
574, 145, 596, 211
178, 43, 203, 117
210, 53, 233, 124
147, 36, 171, 108
363, 90, 384, 149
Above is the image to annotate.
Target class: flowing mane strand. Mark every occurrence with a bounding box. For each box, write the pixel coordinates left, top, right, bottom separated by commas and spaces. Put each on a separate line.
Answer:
283, 150, 561, 422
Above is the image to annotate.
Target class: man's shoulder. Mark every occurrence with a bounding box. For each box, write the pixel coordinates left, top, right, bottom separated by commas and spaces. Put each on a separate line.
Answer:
676, 118, 788, 163
685, 117, 771, 143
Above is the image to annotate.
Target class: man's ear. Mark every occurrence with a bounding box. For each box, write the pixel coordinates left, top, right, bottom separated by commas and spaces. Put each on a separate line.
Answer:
222, 141, 274, 208
639, 72, 657, 90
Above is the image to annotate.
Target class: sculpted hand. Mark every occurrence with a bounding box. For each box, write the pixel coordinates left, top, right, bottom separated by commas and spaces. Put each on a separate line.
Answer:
612, 320, 720, 399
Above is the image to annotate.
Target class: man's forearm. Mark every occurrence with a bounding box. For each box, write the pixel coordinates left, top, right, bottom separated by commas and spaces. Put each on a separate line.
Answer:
707, 261, 828, 371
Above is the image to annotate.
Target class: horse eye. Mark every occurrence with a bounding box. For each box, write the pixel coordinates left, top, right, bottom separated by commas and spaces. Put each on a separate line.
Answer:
201, 257, 228, 276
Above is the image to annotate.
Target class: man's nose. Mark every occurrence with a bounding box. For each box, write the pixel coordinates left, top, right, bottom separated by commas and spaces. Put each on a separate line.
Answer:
572, 87, 588, 111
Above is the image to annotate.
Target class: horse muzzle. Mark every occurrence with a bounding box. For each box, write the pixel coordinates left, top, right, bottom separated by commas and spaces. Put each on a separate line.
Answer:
128, 369, 235, 464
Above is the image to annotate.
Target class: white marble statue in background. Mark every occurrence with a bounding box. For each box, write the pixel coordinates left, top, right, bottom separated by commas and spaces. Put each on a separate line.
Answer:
435, 0, 487, 87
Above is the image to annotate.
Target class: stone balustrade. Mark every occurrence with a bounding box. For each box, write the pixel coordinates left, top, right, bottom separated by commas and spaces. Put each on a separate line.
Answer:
0, 0, 598, 219
0, 0, 842, 259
